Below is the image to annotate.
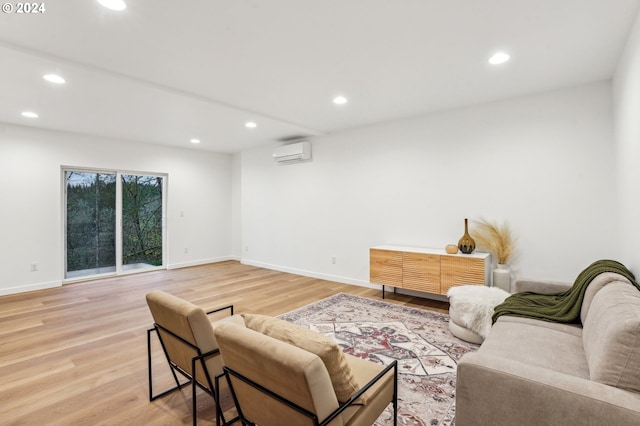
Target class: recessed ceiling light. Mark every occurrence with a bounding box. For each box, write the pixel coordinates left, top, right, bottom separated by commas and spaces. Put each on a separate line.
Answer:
488, 52, 510, 65
190, 138, 201, 144
43, 74, 66, 84
245, 121, 257, 128
97, 0, 126, 11
21, 111, 39, 118
333, 95, 348, 105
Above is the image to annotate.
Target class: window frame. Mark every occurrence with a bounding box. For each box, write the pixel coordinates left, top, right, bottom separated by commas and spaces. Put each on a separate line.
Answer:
62, 166, 168, 283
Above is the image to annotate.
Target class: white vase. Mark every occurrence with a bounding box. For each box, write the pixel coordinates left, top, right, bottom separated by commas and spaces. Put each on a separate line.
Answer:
493, 264, 511, 292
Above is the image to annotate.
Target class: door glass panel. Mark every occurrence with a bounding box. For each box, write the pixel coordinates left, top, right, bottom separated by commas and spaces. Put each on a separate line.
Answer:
121, 174, 164, 271
65, 171, 116, 278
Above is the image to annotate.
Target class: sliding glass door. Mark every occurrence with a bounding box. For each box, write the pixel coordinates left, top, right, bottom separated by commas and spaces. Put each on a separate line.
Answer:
121, 174, 163, 271
64, 169, 165, 279
65, 171, 117, 278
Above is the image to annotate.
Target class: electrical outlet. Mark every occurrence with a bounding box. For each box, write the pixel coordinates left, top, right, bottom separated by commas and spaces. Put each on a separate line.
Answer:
331, 256, 337, 264
184, 248, 188, 254
245, 246, 249, 252
30, 262, 38, 272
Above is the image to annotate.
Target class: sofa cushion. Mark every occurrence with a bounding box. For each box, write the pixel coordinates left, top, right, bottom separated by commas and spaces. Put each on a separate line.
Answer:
582, 282, 640, 392
481, 319, 590, 378
242, 313, 359, 403
496, 315, 583, 337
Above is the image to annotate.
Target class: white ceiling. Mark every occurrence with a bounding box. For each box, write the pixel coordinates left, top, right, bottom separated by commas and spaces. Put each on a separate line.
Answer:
1, 0, 639, 153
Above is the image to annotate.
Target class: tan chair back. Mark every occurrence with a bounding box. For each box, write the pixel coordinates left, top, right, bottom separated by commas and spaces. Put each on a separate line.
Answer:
214, 322, 344, 426
146, 290, 222, 386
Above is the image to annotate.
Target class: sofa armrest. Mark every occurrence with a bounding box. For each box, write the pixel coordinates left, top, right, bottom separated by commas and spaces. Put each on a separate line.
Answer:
456, 352, 640, 426
513, 278, 572, 294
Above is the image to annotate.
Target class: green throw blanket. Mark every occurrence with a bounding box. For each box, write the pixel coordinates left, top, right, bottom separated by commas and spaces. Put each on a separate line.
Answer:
492, 259, 638, 324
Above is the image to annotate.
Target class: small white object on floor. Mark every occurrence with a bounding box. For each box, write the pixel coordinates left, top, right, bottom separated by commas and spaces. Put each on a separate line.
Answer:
447, 285, 511, 341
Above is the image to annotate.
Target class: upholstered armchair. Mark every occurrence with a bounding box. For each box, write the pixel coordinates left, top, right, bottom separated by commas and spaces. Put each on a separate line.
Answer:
145, 290, 242, 425
213, 314, 398, 426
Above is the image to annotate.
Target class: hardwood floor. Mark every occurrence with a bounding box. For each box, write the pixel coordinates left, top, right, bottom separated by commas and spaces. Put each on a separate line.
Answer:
0, 261, 448, 425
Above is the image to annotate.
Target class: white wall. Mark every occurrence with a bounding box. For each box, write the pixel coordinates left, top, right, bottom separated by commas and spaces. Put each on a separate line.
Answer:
231, 153, 242, 259
241, 82, 619, 285
613, 11, 640, 276
0, 79, 624, 296
0, 124, 233, 295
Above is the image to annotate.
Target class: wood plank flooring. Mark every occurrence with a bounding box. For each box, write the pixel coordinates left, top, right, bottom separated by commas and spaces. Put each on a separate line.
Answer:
0, 261, 448, 425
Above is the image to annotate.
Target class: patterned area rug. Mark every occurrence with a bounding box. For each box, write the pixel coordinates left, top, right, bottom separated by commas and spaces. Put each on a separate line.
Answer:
279, 293, 478, 426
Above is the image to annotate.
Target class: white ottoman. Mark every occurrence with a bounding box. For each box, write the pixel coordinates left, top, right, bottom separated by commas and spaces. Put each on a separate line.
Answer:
447, 285, 511, 344
449, 304, 483, 344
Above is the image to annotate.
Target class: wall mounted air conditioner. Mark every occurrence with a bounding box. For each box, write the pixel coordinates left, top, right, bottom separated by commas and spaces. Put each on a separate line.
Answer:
272, 141, 311, 163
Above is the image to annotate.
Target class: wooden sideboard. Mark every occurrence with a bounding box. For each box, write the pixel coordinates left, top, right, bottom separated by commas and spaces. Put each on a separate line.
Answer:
370, 245, 491, 298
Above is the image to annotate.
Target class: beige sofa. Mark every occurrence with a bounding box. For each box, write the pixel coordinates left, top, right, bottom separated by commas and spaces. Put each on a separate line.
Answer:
456, 272, 640, 425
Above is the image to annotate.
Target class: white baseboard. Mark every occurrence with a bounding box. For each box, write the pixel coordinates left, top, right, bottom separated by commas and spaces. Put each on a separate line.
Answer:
240, 259, 380, 290
0, 280, 62, 296
240, 259, 449, 301
168, 256, 238, 270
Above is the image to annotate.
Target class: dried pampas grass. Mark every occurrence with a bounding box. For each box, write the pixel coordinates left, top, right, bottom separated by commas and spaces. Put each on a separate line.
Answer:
470, 219, 516, 265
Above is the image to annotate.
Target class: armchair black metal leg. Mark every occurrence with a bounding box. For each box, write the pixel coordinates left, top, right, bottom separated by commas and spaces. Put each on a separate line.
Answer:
215, 374, 224, 426
393, 363, 398, 426
148, 327, 189, 401
216, 373, 242, 426
192, 358, 198, 426
147, 328, 154, 401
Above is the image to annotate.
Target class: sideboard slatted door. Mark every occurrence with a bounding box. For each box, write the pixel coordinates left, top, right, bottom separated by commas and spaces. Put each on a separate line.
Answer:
441, 256, 485, 294
402, 252, 440, 293
369, 249, 403, 287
